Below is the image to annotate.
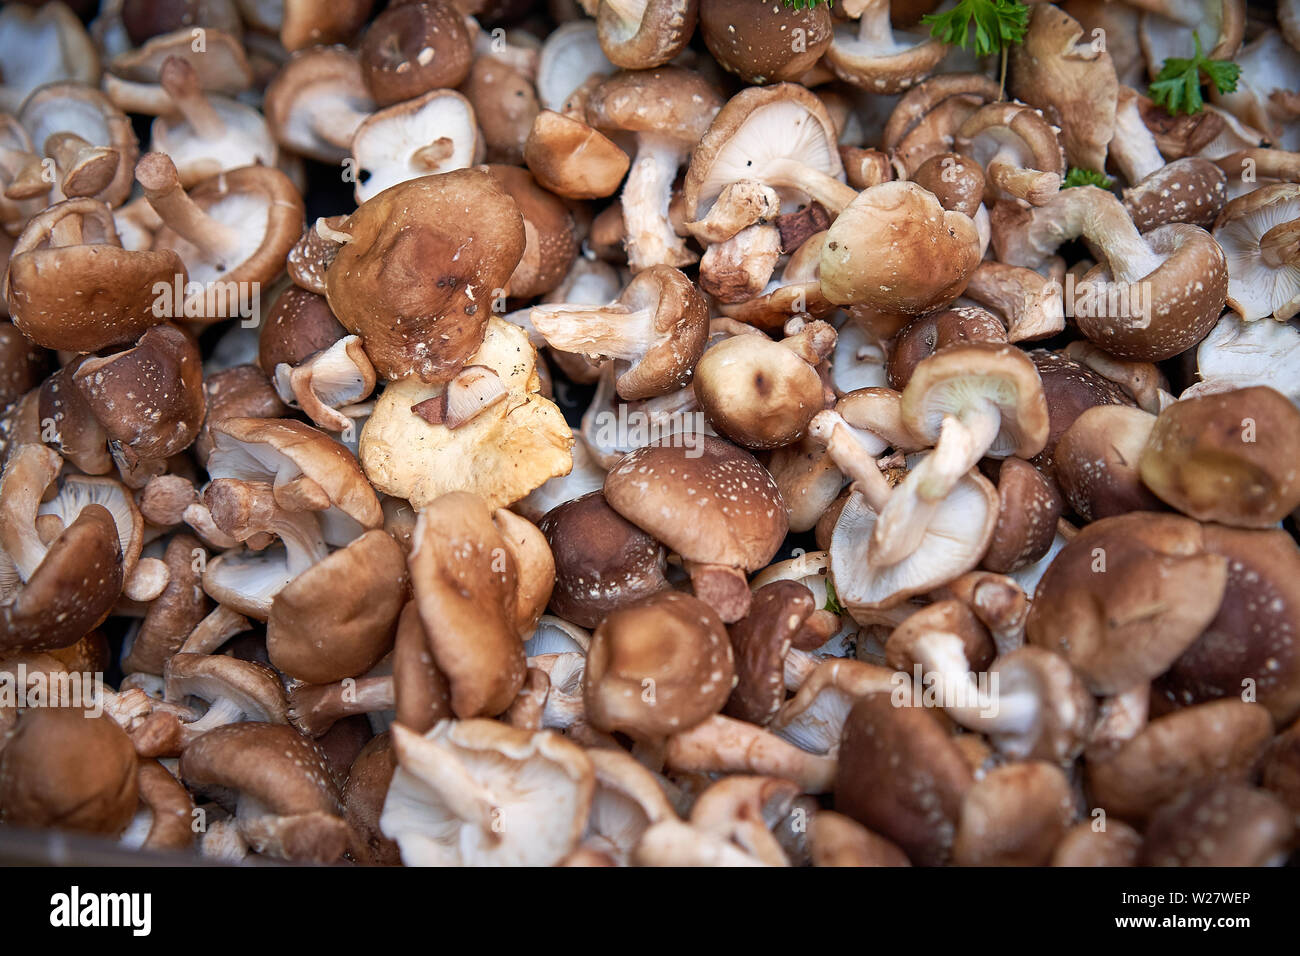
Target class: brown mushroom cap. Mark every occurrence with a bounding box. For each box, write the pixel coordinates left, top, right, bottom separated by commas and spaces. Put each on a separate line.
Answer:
325, 168, 525, 384
597, 0, 698, 69
485, 164, 578, 300
725, 580, 818, 725
267, 529, 407, 684
835, 692, 974, 866
4, 197, 184, 352
1029, 348, 1135, 479
194, 365, 287, 465
983, 458, 1063, 574
809, 811, 912, 867
343, 731, 400, 865
887, 306, 1007, 391
539, 490, 669, 630
123, 532, 208, 675
1050, 819, 1143, 867
258, 286, 347, 377
1141, 782, 1294, 866
134, 758, 196, 852
821, 182, 981, 313
1026, 512, 1229, 695
358, 0, 472, 106
1123, 157, 1227, 232
523, 110, 630, 200
392, 600, 453, 734
1055, 404, 1164, 521
694, 333, 824, 450
584, 590, 735, 740
0, 707, 138, 835
699, 0, 832, 84
1140, 386, 1300, 528
952, 761, 1076, 867
911, 153, 986, 220
1086, 699, 1273, 822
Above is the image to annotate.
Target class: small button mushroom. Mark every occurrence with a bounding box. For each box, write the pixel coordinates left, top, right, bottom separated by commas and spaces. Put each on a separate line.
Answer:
463, 47, 540, 167
1050, 819, 1143, 867
523, 110, 630, 200
264, 46, 374, 165
266, 528, 407, 684
258, 286, 347, 378
963, 261, 1067, 343
584, 590, 734, 740
539, 490, 669, 630
358, 0, 472, 107
699, 0, 831, 84
72, 324, 205, 474
886, 306, 1007, 390
952, 761, 1076, 867
1008, 4, 1117, 173
349, 89, 482, 204
1155, 524, 1300, 725
0, 707, 138, 836
1054, 404, 1163, 521
1140, 386, 1300, 527
603, 437, 788, 622
380, 719, 595, 867
0, 444, 124, 652
325, 169, 524, 384
596, 0, 697, 69
1141, 782, 1294, 867
1026, 513, 1229, 695
911, 152, 986, 220
179, 722, 350, 863
835, 692, 974, 866
820, 181, 981, 314
4, 196, 185, 351
810, 811, 912, 867
694, 332, 825, 449
585, 68, 721, 271
823, 0, 946, 93
1085, 698, 1273, 823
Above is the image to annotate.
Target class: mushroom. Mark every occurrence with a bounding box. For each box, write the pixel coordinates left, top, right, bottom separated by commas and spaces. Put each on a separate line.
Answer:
0, 2, 100, 115
982, 458, 1064, 573
886, 306, 1007, 390
603, 437, 788, 622
523, 110, 630, 200
767, 658, 897, 756
273, 335, 377, 433
663, 714, 837, 792
264, 46, 374, 165
955, 102, 1066, 206
163, 652, 288, 742
723, 580, 825, 726
348, 89, 481, 205
179, 722, 350, 863
120, 759, 196, 853
1122, 156, 1228, 232
824, 0, 947, 94
4, 196, 184, 351
810, 811, 911, 867
1141, 782, 1294, 866
357, 0, 472, 107
584, 68, 721, 271
464, 42, 541, 167
596, 0, 697, 69
379, 719, 594, 866
1212, 183, 1300, 321
698, 0, 831, 84
1054, 404, 1164, 521
952, 761, 1076, 867
881, 73, 1003, 179
819, 181, 981, 314
485, 164, 578, 300
1189, 312, 1300, 405
583, 746, 678, 863
324, 169, 524, 384
343, 731, 400, 865
19, 82, 138, 208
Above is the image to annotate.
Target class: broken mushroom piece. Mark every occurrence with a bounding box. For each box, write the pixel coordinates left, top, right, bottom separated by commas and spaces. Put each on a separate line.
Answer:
604, 437, 788, 622
380, 719, 594, 867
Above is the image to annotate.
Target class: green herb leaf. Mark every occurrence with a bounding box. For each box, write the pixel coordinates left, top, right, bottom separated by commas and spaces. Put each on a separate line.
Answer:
1148, 34, 1241, 115
783, 0, 832, 8
1063, 167, 1114, 189
921, 0, 1029, 57
823, 576, 846, 617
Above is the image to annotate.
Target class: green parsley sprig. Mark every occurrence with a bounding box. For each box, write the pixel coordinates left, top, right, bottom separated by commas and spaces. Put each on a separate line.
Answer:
1148, 34, 1240, 115
823, 577, 846, 617
782, 0, 832, 8
1063, 167, 1114, 189
922, 0, 1029, 57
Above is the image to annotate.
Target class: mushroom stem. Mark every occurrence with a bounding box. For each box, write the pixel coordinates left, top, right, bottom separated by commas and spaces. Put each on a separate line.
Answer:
0, 445, 61, 581
203, 479, 329, 576
1111, 89, 1166, 185
180, 605, 252, 655
869, 408, 1001, 566
530, 303, 657, 361
806, 410, 893, 512
180, 693, 248, 737
412, 137, 456, 171
987, 159, 1060, 206
289, 676, 395, 736
764, 158, 859, 215
623, 134, 695, 271
135, 152, 242, 262
159, 56, 227, 141
1259, 218, 1300, 268
855, 0, 892, 45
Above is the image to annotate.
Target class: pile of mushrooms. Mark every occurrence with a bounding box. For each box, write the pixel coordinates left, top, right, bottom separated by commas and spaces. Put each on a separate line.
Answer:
1, 0, 1299, 869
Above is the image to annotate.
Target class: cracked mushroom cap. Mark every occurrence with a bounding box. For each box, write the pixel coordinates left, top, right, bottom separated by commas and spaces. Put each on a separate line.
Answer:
1026, 513, 1229, 695
1085, 699, 1272, 822
820, 181, 981, 313
408, 491, 527, 718
1141, 782, 1294, 867
0, 444, 123, 653
584, 590, 735, 740
325, 168, 524, 384
357, 0, 472, 106
835, 692, 974, 867
0, 707, 138, 835
1212, 183, 1300, 322
1140, 386, 1300, 527
699, 0, 832, 84
348, 89, 481, 205
597, 0, 698, 69
901, 343, 1050, 457
4, 197, 184, 352
207, 417, 381, 542
539, 490, 669, 630
359, 318, 572, 512
380, 719, 594, 867
267, 528, 407, 684
604, 435, 788, 575
179, 722, 349, 863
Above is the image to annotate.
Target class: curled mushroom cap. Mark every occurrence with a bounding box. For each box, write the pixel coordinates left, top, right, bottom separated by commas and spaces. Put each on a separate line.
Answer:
0, 707, 138, 835
584, 590, 734, 740
1026, 513, 1229, 695
724, 580, 821, 726
699, 0, 831, 84
325, 169, 525, 384
820, 182, 980, 313
955, 101, 1066, 205
179, 722, 349, 863
1140, 386, 1300, 527
1212, 183, 1300, 321
597, 0, 698, 69
604, 437, 788, 621
359, 318, 572, 512
19, 82, 138, 209
3, 197, 184, 351
524, 110, 629, 201
380, 719, 594, 867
